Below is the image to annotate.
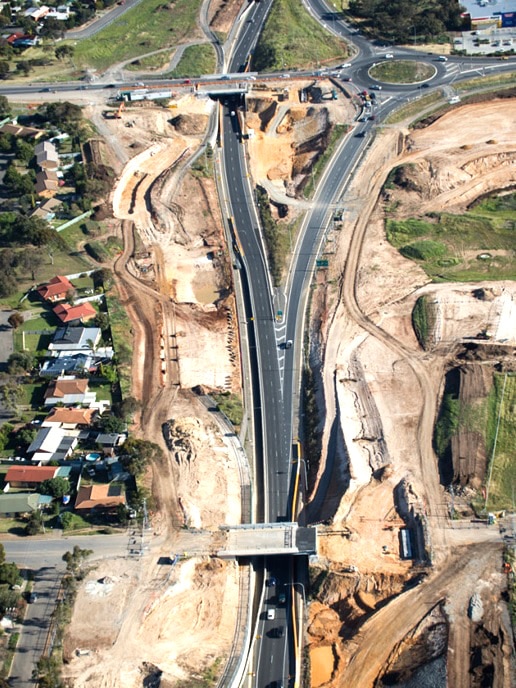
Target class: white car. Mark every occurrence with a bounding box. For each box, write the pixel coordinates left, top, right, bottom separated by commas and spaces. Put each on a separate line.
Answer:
384, 53, 394, 59
340, 63, 352, 68
267, 609, 275, 620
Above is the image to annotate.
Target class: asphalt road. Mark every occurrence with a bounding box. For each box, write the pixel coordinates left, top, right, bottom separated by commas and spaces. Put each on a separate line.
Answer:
4, 534, 129, 688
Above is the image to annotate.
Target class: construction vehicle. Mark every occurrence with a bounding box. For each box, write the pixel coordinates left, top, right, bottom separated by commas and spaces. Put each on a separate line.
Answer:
115, 101, 125, 119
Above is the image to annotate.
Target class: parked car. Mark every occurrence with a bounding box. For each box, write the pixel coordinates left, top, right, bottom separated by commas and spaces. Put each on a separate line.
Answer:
29, 592, 38, 603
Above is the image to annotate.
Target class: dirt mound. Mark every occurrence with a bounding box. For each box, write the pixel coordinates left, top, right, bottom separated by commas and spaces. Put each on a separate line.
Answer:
170, 113, 209, 135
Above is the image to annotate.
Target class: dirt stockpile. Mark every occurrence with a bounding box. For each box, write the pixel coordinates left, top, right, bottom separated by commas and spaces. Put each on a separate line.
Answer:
170, 113, 209, 136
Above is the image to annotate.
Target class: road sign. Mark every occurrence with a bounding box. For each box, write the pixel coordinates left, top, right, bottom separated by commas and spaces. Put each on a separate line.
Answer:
316, 259, 329, 267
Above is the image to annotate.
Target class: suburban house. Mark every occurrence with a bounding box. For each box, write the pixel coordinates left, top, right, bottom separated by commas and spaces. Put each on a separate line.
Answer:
40, 353, 94, 377
37, 275, 74, 303
94, 432, 127, 454
0, 122, 44, 139
35, 140, 59, 170
43, 407, 97, 430
27, 426, 77, 464
53, 302, 97, 324
23, 5, 50, 21
35, 169, 59, 198
5, 464, 71, 489
74, 484, 126, 513
49, 326, 102, 354
30, 197, 61, 221
44, 377, 96, 407
0, 493, 40, 517
47, 5, 70, 20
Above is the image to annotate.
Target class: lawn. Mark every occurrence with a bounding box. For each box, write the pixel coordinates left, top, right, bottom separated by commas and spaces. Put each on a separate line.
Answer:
369, 60, 436, 84
386, 192, 516, 281
72, 0, 203, 71
456, 70, 516, 92
252, 0, 348, 72
166, 44, 217, 79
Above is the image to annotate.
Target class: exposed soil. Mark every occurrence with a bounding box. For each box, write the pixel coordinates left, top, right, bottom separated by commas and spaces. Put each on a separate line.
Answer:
65, 94, 242, 687
208, 0, 246, 35
245, 81, 355, 200
306, 100, 516, 687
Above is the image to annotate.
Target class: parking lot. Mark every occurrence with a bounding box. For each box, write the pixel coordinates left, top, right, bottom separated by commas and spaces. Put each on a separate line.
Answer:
456, 27, 516, 55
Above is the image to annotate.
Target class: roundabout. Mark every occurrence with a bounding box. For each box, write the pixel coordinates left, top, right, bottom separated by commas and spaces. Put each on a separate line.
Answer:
368, 59, 437, 84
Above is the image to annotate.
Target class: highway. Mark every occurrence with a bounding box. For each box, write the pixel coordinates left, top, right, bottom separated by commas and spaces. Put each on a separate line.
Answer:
0, 1, 513, 685
221, 2, 515, 687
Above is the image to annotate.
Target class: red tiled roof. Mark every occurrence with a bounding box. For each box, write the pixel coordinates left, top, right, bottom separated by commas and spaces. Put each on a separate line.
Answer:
5, 465, 58, 483
45, 378, 89, 399
44, 407, 96, 425
74, 484, 126, 511
53, 302, 96, 323
36, 275, 73, 300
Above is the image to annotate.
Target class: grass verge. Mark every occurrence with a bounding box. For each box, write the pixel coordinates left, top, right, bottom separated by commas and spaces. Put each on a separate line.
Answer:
480, 373, 516, 512
303, 124, 349, 199
386, 192, 516, 281
105, 290, 133, 397
166, 44, 217, 79
72, 0, 203, 71
456, 70, 516, 92
252, 0, 348, 72
384, 91, 443, 124
212, 392, 243, 428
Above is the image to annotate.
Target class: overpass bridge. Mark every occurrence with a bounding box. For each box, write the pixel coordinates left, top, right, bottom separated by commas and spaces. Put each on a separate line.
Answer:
218, 522, 317, 558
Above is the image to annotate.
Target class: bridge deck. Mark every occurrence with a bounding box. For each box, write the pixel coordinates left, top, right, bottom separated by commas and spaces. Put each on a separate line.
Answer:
218, 522, 317, 557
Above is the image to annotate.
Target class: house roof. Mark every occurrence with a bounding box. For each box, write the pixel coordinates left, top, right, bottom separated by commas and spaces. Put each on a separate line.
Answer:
0, 493, 40, 514
44, 407, 96, 426
74, 484, 126, 511
36, 275, 73, 300
35, 170, 59, 194
45, 377, 89, 399
34, 140, 58, 157
30, 198, 61, 219
0, 122, 44, 139
95, 432, 126, 446
50, 326, 101, 349
40, 353, 93, 376
5, 465, 58, 483
27, 426, 66, 455
53, 302, 96, 323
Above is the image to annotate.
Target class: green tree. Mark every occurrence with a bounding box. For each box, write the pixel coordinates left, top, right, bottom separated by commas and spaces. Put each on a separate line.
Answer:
62, 545, 92, 574
40, 477, 70, 499
7, 312, 24, 330
0, 273, 17, 297
0, 561, 19, 586
0, 382, 23, 411
16, 427, 37, 447
100, 414, 126, 433
25, 511, 43, 535
0, 542, 5, 564
0, 62, 9, 80
116, 503, 129, 526
16, 61, 32, 77
8, 352, 33, 374
55, 45, 74, 60
0, 94, 9, 115
15, 138, 34, 164
94, 311, 110, 331
18, 247, 43, 280
120, 438, 163, 477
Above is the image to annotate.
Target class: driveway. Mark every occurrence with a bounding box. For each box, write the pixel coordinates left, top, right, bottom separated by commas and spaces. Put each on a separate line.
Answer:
0, 310, 13, 371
